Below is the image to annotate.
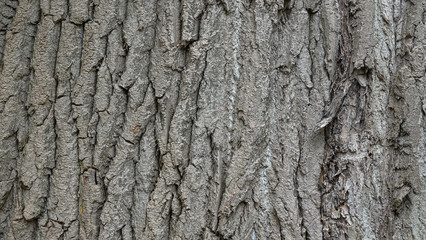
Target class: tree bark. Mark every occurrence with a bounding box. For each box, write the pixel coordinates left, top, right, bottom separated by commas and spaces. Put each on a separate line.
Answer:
0, 0, 424, 239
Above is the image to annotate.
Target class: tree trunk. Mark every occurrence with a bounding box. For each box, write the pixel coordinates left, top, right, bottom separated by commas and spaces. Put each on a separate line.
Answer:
0, 0, 424, 239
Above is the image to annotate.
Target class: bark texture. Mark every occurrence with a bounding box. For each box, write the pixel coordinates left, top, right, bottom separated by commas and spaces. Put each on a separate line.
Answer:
0, 0, 425, 239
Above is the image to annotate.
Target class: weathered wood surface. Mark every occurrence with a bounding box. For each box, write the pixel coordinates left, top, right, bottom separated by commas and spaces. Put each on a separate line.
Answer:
0, 0, 424, 239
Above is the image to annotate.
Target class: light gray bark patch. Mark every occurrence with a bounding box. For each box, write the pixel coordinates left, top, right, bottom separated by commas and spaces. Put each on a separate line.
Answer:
69, 0, 91, 24
0, 0, 41, 237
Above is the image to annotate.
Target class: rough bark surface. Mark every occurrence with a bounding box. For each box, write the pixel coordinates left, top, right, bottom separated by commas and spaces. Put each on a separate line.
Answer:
0, 0, 424, 239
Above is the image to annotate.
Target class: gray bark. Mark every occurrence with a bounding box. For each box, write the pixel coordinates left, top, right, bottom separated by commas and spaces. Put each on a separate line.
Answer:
0, 0, 424, 239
